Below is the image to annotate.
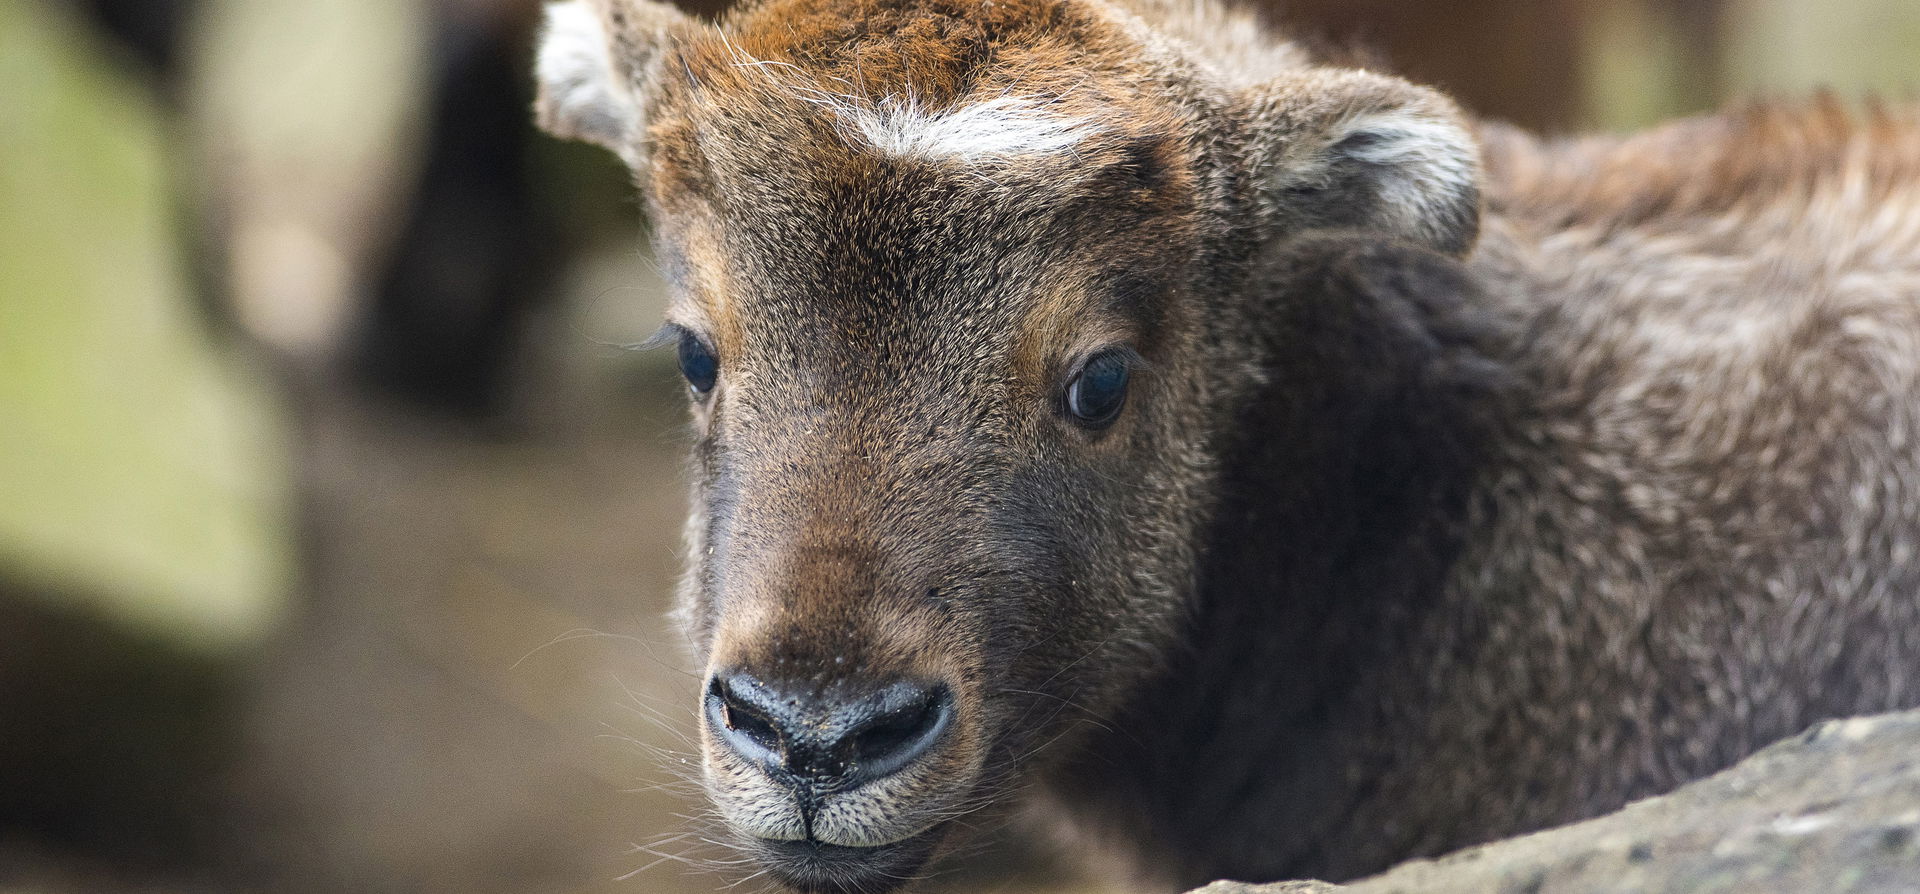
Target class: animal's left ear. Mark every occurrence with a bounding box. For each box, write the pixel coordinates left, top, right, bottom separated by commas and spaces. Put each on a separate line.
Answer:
533, 0, 690, 168
1241, 69, 1482, 256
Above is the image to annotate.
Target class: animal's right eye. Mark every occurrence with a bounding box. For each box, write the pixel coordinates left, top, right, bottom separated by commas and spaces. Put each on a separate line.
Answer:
1064, 348, 1134, 429
677, 331, 719, 395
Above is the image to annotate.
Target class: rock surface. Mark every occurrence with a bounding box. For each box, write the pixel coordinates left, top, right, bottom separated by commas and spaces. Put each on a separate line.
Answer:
1192, 710, 1920, 894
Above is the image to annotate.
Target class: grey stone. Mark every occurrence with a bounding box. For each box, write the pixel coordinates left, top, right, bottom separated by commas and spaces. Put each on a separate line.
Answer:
1192, 710, 1920, 894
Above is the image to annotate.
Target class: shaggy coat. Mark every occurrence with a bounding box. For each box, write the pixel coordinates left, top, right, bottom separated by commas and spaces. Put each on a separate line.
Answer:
533, 0, 1920, 889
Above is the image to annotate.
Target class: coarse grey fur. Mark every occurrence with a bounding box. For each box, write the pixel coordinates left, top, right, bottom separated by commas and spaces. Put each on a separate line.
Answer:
1054, 117, 1920, 885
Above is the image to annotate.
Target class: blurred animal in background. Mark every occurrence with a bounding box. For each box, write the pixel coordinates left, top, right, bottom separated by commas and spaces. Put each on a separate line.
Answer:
533, 0, 1920, 891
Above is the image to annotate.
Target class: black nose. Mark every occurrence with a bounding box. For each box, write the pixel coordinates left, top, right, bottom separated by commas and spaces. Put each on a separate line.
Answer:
706, 672, 953, 788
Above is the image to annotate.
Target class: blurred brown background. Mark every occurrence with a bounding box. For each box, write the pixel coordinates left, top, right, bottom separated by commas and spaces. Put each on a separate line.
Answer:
2, 0, 1917, 892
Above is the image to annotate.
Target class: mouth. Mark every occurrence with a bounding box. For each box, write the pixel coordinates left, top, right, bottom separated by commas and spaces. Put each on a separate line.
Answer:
750, 828, 944, 894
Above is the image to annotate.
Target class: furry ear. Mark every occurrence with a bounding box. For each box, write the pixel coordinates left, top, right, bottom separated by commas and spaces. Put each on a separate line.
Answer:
534, 0, 689, 167
1242, 69, 1482, 256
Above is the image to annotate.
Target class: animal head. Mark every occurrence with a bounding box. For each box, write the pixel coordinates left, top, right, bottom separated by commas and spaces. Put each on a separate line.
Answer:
535, 0, 1480, 889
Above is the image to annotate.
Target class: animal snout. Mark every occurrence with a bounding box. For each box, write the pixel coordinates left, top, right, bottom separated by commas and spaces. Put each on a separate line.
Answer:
706, 672, 954, 789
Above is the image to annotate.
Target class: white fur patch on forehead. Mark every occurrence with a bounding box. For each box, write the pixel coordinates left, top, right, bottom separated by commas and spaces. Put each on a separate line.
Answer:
831, 94, 1103, 162
714, 41, 1103, 163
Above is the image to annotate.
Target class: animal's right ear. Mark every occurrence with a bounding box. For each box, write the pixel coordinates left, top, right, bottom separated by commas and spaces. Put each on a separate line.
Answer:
1240, 69, 1483, 257
534, 0, 690, 167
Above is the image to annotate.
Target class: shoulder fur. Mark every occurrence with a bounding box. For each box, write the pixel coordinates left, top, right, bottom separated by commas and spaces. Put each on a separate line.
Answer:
1482, 98, 1920, 267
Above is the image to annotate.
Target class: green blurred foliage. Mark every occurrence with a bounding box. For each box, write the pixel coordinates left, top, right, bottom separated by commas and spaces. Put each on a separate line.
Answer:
1585, 0, 1920, 132
1726, 0, 1920, 100
0, 0, 290, 653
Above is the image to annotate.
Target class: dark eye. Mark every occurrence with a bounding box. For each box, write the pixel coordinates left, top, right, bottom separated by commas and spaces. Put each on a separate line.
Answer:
1064, 349, 1133, 428
677, 331, 718, 395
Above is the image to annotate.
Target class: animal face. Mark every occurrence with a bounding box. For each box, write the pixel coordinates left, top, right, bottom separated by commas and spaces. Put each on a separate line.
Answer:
653, 74, 1218, 894
534, 0, 1479, 890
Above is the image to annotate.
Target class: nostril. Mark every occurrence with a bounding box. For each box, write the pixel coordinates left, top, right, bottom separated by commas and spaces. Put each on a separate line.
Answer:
852, 704, 931, 764
845, 684, 952, 783
723, 694, 782, 751
705, 673, 955, 787
707, 676, 784, 764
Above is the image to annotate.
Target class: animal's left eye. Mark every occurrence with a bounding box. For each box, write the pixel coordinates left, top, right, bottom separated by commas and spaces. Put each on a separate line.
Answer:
1064, 349, 1133, 428
678, 330, 719, 395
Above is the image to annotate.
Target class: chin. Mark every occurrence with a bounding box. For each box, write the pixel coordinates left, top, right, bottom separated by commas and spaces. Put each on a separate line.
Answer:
749, 829, 945, 894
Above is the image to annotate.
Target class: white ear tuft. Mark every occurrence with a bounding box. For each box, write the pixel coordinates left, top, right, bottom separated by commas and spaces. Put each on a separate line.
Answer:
1247, 71, 1483, 256
534, 0, 685, 167
1330, 108, 1481, 255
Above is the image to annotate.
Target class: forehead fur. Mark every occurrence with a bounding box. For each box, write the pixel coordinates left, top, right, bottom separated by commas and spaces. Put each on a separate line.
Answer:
702, 0, 1142, 107
640, 0, 1208, 350
645, 0, 1200, 191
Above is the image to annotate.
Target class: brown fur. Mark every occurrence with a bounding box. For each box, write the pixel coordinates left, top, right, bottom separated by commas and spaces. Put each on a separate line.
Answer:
533, 0, 1920, 890
1484, 98, 1920, 242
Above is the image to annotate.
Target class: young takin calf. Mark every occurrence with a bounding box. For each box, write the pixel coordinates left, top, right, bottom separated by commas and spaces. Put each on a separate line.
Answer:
532, 0, 1920, 890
